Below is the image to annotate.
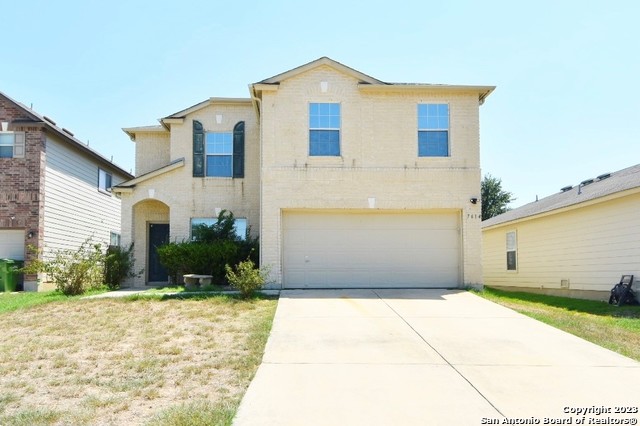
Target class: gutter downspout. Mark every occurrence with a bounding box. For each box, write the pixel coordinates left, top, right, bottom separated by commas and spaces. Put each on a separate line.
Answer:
249, 84, 267, 284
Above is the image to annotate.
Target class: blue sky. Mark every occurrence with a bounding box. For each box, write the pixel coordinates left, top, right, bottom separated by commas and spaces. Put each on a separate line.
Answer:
3, 0, 638, 208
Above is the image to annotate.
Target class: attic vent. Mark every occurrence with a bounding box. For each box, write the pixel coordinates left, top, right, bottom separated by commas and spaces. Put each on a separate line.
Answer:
560, 185, 573, 192
580, 178, 594, 186
597, 173, 611, 181
62, 128, 74, 136
43, 115, 56, 125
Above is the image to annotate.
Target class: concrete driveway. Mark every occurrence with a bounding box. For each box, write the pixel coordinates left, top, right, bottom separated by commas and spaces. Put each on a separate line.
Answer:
233, 289, 640, 425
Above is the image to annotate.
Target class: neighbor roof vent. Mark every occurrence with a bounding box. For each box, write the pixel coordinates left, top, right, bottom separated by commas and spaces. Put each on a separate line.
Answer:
62, 128, 74, 136
43, 115, 56, 125
560, 185, 573, 192
597, 173, 611, 181
580, 178, 594, 186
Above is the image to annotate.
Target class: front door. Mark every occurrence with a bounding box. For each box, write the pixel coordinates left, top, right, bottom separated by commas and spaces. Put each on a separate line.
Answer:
148, 223, 169, 283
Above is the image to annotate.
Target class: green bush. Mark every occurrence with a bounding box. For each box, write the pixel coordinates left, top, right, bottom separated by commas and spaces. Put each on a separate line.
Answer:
104, 243, 141, 290
192, 209, 259, 265
157, 240, 239, 284
23, 239, 104, 295
157, 210, 259, 285
225, 259, 268, 298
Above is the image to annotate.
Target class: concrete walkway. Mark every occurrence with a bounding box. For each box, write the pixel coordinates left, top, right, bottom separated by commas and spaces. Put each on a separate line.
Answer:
233, 289, 640, 426
82, 288, 149, 298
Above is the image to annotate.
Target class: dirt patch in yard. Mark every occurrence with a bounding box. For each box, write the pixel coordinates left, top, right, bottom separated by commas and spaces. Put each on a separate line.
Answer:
0, 295, 277, 425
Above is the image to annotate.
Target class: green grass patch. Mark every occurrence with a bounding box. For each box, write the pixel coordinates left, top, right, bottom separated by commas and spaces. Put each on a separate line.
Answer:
147, 400, 235, 426
476, 287, 640, 361
0, 291, 71, 314
0, 288, 108, 314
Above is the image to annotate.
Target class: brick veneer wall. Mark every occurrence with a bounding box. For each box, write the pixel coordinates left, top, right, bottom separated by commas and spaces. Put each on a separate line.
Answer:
0, 95, 46, 275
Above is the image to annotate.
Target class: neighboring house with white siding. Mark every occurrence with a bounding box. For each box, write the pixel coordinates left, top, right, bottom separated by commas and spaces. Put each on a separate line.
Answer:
115, 57, 494, 289
0, 91, 133, 291
482, 163, 640, 300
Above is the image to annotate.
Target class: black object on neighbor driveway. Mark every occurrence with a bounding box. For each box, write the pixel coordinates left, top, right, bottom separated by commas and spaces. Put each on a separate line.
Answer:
608, 275, 638, 306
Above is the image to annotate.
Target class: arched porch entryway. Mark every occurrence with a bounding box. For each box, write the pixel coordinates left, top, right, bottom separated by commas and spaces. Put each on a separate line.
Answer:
132, 199, 170, 285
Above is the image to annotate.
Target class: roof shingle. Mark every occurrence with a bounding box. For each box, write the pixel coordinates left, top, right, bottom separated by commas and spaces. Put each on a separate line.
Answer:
482, 163, 640, 228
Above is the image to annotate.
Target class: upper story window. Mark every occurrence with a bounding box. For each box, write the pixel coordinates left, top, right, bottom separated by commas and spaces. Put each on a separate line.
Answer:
418, 104, 449, 157
506, 231, 517, 271
309, 103, 340, 156
0, 131, 25, 159
206, 132, 233, 177
193, 120, 244, 178
98, 168, 113, 193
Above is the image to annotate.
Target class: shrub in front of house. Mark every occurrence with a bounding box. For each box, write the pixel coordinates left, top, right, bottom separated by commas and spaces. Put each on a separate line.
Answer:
104, 243, 141, 290
157, 240, 239, 284
225, 259, 269, 298
23, 239, 105, 295
157, 210, 259, 285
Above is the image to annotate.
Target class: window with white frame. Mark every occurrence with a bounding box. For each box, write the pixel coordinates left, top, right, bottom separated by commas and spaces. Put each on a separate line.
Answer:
309, 103, 340, 156
190, 217, 248, 240
418, 104, 449, 157
0, 131, 25, 159
0, 133, 13, 158
506, 231, 517, 271
205, 132, 233, 177
98, 168, 113, 192
110, 232, 121, 247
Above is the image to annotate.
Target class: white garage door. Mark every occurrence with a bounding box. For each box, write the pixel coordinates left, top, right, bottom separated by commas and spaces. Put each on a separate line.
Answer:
0, 230, 25, 260
282, 211, 460, 288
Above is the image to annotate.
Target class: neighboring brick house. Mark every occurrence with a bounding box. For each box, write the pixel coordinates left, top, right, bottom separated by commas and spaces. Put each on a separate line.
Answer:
482, 164, 640, 301
115, 57, 494, 288
0, 91, 133, 291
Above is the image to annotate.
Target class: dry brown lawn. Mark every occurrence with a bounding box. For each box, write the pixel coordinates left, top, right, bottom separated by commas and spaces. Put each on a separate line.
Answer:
0, 294, 277, 425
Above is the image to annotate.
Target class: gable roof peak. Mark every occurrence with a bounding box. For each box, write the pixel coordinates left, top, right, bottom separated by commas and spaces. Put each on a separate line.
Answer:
256, 56, 386, 85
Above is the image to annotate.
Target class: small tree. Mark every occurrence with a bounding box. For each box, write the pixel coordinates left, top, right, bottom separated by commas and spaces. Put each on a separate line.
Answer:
225, 259, 269, 298
192, 210, 239, 243
23, 238, 105, 295
104, 243, 141, 290
481, 174, 515, 221
158, 209, 260, 285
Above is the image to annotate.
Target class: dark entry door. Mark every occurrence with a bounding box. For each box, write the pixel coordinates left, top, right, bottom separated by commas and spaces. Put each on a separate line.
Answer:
148, 223, 169, 283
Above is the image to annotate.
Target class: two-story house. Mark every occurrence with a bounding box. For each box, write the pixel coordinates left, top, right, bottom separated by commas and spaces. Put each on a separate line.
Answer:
0, 91, 133, 291
115, 57, 494, 289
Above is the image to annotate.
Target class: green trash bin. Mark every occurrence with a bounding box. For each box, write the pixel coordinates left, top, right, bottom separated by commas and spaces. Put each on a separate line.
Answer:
0, 259, 24, 292
12, 260, 24, 292
0, 259, 6, 291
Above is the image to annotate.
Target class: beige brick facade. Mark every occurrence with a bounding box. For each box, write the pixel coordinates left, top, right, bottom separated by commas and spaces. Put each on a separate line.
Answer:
118, 101, 260, 285
117, 58, 492, 288
256, 64, 485, 287
134, 130, 170, 176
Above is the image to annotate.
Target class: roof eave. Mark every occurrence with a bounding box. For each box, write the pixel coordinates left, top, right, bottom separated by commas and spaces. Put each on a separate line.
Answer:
113, 157, 185, 190
0, 91, 133, 179
358, 83, 496, 103
482, 185, 640, 231
122, 126, 168, 142
163, 97, 253, 121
